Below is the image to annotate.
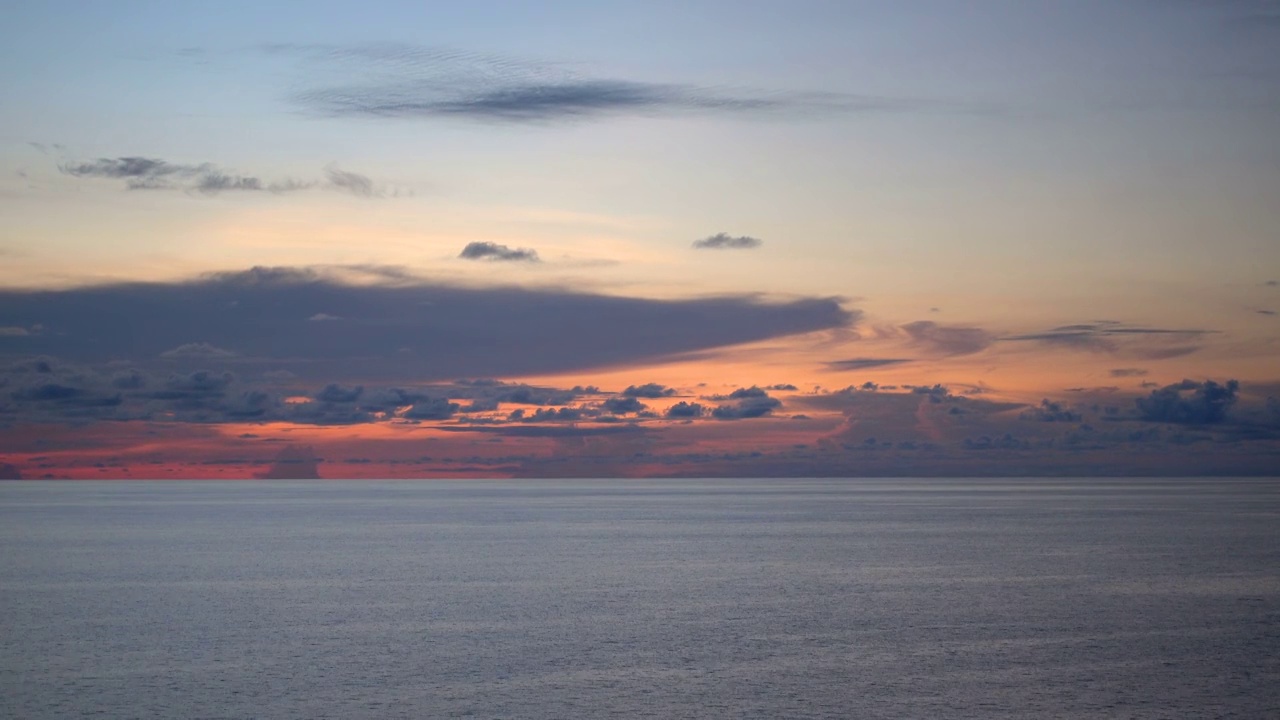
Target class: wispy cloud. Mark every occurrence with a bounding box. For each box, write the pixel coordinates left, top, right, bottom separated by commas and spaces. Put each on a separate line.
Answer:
59, 157, 309, 194
275, 42, 945, 124
1002, 321, 1215, 358
900, 321, 994, 356
827, 358, 913, 371
692, 233, 764, 250
58, 156, 395, 198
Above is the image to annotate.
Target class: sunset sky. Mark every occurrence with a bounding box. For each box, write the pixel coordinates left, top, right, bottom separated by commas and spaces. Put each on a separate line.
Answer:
2, 0, 1278, 478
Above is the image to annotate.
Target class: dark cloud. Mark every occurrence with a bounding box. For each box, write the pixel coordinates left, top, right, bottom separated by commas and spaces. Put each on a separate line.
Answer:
315, 383, 362, 403
710, 388, 782, 420
458, 241, 540, 263
404, 398, 460, 421
1136, 379, 1239, 425
907, 383, 951, 403
276, 43, 932, 124
692, 233, 763, 250
0, 266, 852, 383
1110, 368, 1150, 378
1002, 322, 1214, 357
520, 407, 589, 423
1259, 310, 1277, 316
900, 321, 993, 356
622, 383, 674, 398
601, 396, 646, 415
827, 357, 912, 371
712, 395, 781, 420
767, 384, 798, 391
1021, 399, 1083, 423
963, 434, 1029, 451
1267, 280, 1279, 287
440, 424, 640, 438
665, 401, 706, 418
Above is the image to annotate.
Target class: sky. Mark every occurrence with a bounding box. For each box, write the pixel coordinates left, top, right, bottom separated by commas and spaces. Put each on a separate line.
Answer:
1, 0, 1278, 479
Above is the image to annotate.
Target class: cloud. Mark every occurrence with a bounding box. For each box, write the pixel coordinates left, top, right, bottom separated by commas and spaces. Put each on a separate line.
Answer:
827, 358, 912, 371
710, 387, 782, 419
712, 395, 782, 420
59, 156, 311, 195
0, 266, 855, 383
1002, 322, 1215, 358
404, 397, 460, 420
1135, 379, 1239, 425
324, 165, 378, 197
1110, 368, 1150, 378
692, 233, 763, 250
622, 383, 675, 398
58, 156, 393, 198
601, 396, 646, 415
275, 42, 950, 124
665, 401, 706, 418
160, 342, 236, 359
315, 384, 362, 403
1259, 310, 1277, 316
1020, 399, 1083, 423
900, 321, 994, 356
458, 241, 540, 262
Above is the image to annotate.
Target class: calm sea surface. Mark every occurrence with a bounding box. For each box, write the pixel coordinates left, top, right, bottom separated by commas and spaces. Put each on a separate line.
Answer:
2, 478, 1278, 719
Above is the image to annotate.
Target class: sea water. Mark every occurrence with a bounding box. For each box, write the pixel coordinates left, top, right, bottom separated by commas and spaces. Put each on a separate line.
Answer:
2, 478, 1277, 718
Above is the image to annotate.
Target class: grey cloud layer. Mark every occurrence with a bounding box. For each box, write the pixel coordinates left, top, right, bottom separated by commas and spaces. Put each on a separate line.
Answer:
0, 266, 854, 382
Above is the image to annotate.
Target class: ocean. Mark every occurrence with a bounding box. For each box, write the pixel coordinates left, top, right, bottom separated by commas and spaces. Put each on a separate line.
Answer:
2, 478, 1277, 718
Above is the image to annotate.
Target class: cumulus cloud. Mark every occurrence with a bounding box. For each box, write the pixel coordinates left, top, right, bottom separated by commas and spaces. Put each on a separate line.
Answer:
900, 321, 993, 356
712, 395, 781, 420
622, 383, 675, 398
665, 401, 706, 418
602, 396, 646, 415
692, 233, 763, 250
458, 241, 540, 262
709, 387, 782, 419
1135, 379, 1239, 425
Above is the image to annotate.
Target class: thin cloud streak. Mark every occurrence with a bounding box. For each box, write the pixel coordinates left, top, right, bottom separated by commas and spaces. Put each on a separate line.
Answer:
277, 42, 971, 124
